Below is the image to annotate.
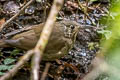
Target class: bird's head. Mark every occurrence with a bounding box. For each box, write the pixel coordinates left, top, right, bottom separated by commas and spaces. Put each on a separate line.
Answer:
60, 20, 80, 40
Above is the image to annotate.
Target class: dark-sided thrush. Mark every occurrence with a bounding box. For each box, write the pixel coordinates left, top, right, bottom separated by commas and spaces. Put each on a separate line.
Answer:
0, 20, 80, 61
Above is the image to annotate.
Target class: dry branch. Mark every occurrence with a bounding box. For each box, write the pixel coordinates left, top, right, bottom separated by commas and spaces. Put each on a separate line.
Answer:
82, 57, 120, 80
40, 63, 50, 80
0, 50, 34, 80
0, 0, 34, 32
81, 57, 108, 80
77, 0, 95, 25
0, 0, 64, 80
31, 0, 64, 80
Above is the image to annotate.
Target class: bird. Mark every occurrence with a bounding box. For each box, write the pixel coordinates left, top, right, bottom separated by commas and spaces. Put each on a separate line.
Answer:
0, 20, 80, 61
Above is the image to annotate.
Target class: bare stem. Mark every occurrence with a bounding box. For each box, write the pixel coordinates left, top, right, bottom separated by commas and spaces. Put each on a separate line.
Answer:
31, 0, 64, 80
40, 63, 50, 80
0, 50, 34, 80
0, 0, 34, 31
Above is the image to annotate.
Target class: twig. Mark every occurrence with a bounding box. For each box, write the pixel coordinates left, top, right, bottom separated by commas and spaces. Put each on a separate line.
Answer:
82, 57, 120, 80
41, 63, 50, 80
0, 50, 34, 80
0, 0, 34, 32
31, 0, 64, 80
0, 0, 63, 80
81, 57, 108, 80
77, 0, 95, 25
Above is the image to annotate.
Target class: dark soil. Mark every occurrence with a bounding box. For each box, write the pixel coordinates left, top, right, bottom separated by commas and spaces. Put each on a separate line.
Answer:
0, 0, 109, 80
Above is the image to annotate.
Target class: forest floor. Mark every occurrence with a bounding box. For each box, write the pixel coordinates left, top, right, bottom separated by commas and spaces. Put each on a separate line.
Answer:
0, 0, 110, 80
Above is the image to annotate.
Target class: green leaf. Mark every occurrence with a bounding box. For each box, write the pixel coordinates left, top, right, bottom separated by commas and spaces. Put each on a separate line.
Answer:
0, 65, 14, 71
4, 58, 16, 65
97, 30, 112, 39
90, 0, 97, 2
0, 65, 8, 71
36, 0, 42, 2
8, 65, 14, 70
0, 72, 5, 76
11, 49, 21, 56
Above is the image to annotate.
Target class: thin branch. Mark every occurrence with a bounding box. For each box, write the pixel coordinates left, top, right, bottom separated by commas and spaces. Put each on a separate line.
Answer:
0, 0, 64, 80
82, 57, 120, 80
0, 50, 34, 80
77, 0, 95, 25
81, 57, 108, 80
0, 0, 34, 32
41, 63, 50, 80
31, 0, 64, 80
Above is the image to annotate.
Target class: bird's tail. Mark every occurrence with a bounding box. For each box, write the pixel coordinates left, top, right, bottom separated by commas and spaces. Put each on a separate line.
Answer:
0, 39, 9, 48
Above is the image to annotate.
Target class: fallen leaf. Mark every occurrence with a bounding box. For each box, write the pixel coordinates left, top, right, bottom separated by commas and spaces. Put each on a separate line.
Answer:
0, 18, 5, 27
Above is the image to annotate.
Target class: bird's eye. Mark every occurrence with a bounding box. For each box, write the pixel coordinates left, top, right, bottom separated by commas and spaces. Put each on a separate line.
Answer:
70, 25, 75, 29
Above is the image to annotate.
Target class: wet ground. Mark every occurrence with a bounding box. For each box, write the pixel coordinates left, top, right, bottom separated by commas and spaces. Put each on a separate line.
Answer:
0, 0, 109, 80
